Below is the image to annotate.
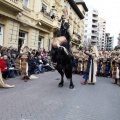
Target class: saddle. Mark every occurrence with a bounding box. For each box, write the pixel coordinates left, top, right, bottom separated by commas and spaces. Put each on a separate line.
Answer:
52, 36, 67, 48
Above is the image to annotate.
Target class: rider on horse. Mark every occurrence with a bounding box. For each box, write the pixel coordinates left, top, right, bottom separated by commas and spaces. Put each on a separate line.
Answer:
58, 15, 72, 53
51, 14, 74, 89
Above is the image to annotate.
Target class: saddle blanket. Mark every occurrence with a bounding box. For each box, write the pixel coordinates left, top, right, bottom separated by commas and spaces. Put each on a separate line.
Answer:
52, 36, 67, 48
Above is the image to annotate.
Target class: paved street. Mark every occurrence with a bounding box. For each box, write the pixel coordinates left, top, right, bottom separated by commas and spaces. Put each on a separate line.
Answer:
0, 71, 120, 120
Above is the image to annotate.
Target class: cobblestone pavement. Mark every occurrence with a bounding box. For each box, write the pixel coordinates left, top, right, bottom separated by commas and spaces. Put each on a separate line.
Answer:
0, 71, 120, 120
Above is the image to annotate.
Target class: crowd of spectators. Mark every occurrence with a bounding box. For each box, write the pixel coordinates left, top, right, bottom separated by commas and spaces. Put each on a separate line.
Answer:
0, 45, 55, 80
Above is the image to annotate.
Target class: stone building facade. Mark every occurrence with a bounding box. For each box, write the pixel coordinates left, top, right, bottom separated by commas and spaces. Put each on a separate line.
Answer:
0, 0, 87, 51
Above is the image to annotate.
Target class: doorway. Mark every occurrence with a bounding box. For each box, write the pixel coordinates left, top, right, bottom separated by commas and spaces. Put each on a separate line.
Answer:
38, 37, 43, 49
18, 31, 27, 52
18, 38, 24, 52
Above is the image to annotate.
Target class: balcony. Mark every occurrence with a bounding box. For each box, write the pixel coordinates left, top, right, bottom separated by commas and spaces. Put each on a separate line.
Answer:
93, 38, 97, 41
92, 11, 98, 17
91, 33, 98, 37
93, 17, 98, 21
36, 12, 54, 27
36, 12, 61, 30
91, 38, 97, 43
109, 38, 112, 40
108, 40, 112, 42
92, 17, 98, 21
92, 28, 98, 32
92, 28, 98, 33
0, 0, 23, 12
92, 22, 98, 26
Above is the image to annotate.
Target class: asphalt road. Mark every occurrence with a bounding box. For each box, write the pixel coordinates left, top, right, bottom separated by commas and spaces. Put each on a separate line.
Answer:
0, 71, 120, 120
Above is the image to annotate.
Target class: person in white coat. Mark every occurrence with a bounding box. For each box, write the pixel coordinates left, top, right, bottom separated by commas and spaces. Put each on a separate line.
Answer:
87, 45, 99, 84
81, 43, 99, 85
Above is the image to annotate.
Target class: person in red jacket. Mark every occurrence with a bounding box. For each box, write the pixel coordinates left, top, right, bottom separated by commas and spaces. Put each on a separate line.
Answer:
0, 55, 14, 88
0, 56, 7, 80
0, 57, 7, 71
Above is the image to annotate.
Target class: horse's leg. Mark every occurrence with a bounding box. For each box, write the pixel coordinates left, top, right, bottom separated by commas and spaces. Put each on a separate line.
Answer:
69, 77, 74, 89
56, 64, 64, 87
58, 70, 64, 87
65, 65, 74, 89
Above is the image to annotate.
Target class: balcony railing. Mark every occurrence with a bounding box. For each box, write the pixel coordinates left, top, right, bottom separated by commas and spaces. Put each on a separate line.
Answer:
92, 11, 98, 16
92, 17, 98, 21
36, 11, 61, 29
92, 28, 98, 31
92, 23, 98, 26
91, 38, 97, 43
92, 31, 98, 35
36, 12, 54, 27
0, 0, 23, 11
92, 38, 97, 41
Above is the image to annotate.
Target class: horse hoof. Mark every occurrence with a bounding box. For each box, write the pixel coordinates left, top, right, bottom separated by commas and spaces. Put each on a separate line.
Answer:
69, 85, 74, 89
58, 83, 63, 87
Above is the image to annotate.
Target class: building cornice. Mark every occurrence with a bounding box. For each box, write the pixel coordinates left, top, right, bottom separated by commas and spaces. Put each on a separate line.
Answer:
76, 2, 88, 12
67, 0, 84, 19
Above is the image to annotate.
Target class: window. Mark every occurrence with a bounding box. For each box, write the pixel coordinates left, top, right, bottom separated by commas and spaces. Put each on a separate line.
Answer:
48, 39, 51, 51
23, 0, 29, 8
19, 32, 25, 38
83, 10, 85, 15
41, 3, 47, 12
